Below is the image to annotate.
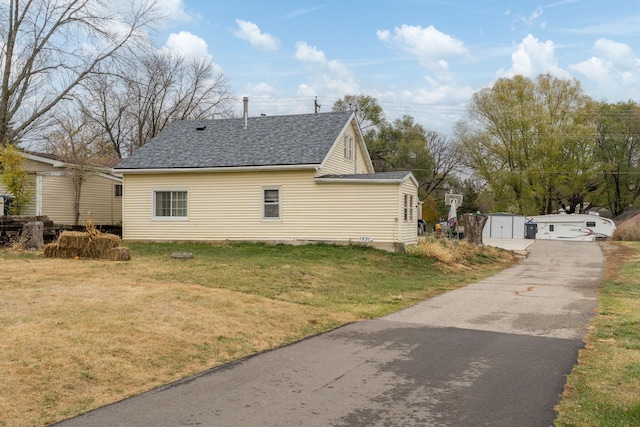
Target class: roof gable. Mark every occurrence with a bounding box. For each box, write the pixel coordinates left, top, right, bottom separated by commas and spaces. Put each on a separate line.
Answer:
116, 111, 356, 170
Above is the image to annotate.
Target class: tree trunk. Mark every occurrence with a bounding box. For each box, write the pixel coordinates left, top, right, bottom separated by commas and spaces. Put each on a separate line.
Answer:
462, 213, 488, 247
18, 221, 45, 250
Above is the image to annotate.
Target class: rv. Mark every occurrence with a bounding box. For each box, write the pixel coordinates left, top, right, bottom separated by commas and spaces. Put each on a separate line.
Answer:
529, 213, 616, 241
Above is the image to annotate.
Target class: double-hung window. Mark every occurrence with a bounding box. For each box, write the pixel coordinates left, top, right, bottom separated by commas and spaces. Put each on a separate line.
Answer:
403, 194, 414, 222
344, 135, 354, 161
153, 190, 188, 219
263, 187, 280, 220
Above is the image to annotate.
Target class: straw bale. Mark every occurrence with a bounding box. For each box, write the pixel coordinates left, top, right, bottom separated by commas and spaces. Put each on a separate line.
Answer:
43, 243, 81, 259
43, 243, 59, 258
106, 247, 131, 261
92, 234, 121, 251
57, 231, 90, 249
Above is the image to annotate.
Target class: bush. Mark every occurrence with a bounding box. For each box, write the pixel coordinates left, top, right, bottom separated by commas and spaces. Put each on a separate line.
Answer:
612, 220, 640, 241
407, 235, 511, 266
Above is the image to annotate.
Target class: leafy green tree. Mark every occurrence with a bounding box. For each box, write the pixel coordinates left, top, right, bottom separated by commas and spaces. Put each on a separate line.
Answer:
370, 115, 436, 198
0, 144, 32, 214
455, 74, 597, 214
332, 94, 385, 134
592, 100, 640, 217
333, 95, 460, 201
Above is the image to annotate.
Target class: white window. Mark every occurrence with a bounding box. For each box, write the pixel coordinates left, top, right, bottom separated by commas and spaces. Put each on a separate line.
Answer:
263, 187, 280, 219
344, 135, 354, 161
114, 184, 123, 197
404, 194, 409, 221
403, 194, 414, 222
153, 190, 188, 219
409, 195, 414, 221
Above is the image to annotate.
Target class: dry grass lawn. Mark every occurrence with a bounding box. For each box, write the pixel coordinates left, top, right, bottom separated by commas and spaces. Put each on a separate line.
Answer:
0, 256, 357, 426
0, 240, 515, 426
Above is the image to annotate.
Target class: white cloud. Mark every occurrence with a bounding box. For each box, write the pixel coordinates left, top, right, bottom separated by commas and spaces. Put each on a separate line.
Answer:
164, 31, 212, 61
376, 24, 469, 71
234, 19, 279, 51
246, 82, 278, 96
154, 0, 193, 23
499, 34, 571, 79
570, 38, 640, 101
294, 41, 359, 99
294, 41, 326, 63
592, 38, 637, 71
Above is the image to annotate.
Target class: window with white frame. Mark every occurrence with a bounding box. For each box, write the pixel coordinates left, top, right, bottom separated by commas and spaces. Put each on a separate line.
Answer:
153, 190, 188, 218
404, 194, 409, 221
403, 194, 414, 222
344, 135, 354, 161
409, 195, 414, 221
263, 187, 280, 219
114, 184, 123, 197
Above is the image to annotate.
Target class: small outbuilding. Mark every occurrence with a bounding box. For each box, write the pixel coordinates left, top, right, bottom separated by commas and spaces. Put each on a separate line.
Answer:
482, 213, 526, 239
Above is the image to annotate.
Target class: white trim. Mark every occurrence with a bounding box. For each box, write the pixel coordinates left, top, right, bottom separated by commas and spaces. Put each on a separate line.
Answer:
315, 177, 406, 184
21, 152, 66, 168
97, 172, 122, 182
314, 173, 419, 186
117, 164, 319, 175
35, 175, 43, 216
20, 152, 118, 175
151, 188, 189, 220
262, 186, 281, 221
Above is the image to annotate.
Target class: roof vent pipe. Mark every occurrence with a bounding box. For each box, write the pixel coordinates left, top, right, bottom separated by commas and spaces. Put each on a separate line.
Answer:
243, 96, 248, 129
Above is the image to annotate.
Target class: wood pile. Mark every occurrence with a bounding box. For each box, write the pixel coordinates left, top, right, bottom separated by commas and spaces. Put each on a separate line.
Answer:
0, 215, 58, 244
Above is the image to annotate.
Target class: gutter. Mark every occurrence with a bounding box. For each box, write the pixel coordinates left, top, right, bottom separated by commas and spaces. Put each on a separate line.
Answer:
116, 164, 320, 174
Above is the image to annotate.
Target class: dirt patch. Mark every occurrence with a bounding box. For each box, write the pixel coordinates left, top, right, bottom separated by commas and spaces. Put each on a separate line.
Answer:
599, 241, 637, 281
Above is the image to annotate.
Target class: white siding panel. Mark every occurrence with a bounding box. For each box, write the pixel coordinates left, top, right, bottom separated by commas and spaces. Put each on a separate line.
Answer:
123, 170, 408, 244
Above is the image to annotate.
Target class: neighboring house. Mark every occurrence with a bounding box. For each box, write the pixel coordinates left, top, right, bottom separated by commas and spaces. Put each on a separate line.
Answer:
0, 151, 123, 226
115, 111, 419, 252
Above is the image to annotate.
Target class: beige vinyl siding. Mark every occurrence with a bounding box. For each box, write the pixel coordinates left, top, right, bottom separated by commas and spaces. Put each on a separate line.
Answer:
398, 178, 419, 244
319, 121, 373, 175
21, 158, 57, 173
40, 173, 122, 225
0, 176, 37, 215
123, 170, 406, 245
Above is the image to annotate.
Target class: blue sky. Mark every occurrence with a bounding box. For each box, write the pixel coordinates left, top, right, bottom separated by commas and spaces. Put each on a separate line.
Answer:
155, 0, 640, 135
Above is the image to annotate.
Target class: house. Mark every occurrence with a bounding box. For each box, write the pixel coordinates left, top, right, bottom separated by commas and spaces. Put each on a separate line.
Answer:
0, 151, 123, 226
115, 111, 419, 252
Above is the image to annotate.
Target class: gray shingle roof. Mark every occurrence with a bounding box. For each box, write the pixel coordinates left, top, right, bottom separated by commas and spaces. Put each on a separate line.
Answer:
116, 111, 355, 170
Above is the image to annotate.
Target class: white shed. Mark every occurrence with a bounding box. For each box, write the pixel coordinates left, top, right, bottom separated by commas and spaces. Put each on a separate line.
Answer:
482, 213, 526, 239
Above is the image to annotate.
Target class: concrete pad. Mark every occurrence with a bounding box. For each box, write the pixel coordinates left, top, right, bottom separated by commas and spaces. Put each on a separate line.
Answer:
484, 237, 535, 252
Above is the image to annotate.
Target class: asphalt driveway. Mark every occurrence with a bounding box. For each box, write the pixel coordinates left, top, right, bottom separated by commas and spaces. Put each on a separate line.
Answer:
54, 240, 604, 427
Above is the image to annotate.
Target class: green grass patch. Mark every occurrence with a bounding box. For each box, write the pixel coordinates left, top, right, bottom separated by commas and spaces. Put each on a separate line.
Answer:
555, 242, 640, 427
126, 241, 505, 318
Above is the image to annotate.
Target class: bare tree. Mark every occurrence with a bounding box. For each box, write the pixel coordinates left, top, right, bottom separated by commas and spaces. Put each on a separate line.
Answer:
421, 131, 461, 198
44, 111, 108, 225
0, 0, 159, 146
81, 51, 234, 156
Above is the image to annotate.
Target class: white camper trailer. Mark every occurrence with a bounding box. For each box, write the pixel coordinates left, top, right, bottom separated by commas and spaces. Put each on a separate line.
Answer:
529, 213, 616, 241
